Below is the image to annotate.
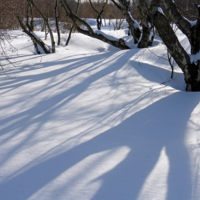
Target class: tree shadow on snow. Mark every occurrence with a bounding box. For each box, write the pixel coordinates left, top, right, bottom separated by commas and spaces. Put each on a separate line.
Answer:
0, 93, 198, 200
0, 49, 199, 200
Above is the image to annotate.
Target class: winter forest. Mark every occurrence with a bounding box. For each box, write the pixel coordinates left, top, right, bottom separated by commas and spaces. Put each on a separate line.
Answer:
1, 0, 200, 200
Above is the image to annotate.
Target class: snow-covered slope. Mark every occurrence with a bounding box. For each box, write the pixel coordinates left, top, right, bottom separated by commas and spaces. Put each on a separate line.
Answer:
0, 24, 200, 200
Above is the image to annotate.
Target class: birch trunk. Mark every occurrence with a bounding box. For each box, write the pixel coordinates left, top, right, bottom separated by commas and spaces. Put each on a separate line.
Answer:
139, 0, 200, 91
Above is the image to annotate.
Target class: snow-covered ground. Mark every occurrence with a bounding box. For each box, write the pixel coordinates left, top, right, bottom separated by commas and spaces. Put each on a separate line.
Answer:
0, 21, 200, 200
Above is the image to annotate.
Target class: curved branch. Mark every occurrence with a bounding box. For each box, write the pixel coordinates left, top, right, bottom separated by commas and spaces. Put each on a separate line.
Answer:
30, 0, 56, 53
59, 0, 130, 50
110, 0, 123, 10
17, 16, 51, 54
88, 0, 108, 30
111, 0, 141, 44
89, 0, 99, 15
66, 0, 80, 46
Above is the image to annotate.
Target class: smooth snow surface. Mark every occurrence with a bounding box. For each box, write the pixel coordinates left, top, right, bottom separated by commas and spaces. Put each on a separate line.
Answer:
0, 22, 200, 200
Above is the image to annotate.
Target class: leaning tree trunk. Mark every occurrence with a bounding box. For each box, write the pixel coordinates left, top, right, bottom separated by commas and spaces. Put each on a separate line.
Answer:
161, 0, 200, 91
28, 1, 34, 32
162, 0, 200, 55
44, 19, 48, 40
25, 1, 40, 54
17, 16, 51, 54
111, 0, 141, 44
140, 0, 200, 91
59, 0, 130, 50
66, 25, 74, 46
30, 0, 56, 53
55, 0, 61, 45
66, 0, 80, 46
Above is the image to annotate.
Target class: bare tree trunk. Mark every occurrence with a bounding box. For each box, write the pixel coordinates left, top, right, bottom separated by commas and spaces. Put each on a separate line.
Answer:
30, 0, 56, 53
66, 0, 80, 46
148, 27, 155, 46
138, 23, 155, 48
138, 24, 151, 48
44, 21, 48, 40
26, 1, 40, 54
161, 0, 200, 91
32, 38, 41, 54
139, 0, 200, 91
137, 1, 155, 48
162, 0, 200, 55
29, 1, 34, 32
66, 25, 74, 46
89, 0, 107, 30
55, 0, 61, 45
111, 0, 141, 44
17, 16, 51, 54
59, 0, 130, 50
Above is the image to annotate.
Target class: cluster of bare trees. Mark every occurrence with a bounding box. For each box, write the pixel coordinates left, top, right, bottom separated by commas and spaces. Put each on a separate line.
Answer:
0, 0, 25, 30
1, 0, 200, 91
0, 0, 24, 69
138, 0, 200, 91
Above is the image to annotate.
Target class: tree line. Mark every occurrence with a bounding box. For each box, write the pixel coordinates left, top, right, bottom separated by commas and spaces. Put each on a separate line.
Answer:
1, 0, 200, 91
0, 0, 140, 29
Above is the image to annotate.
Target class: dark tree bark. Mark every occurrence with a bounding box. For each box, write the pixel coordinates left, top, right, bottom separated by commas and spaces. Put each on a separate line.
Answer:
138, 24, 151, 48
17, 16, 51, 54
88, 0, 108, 30
162, 0, 200, 55
55, 0, 61, 46
66, 25, 74, 46
59, 0, 130, 50
139, 0, 200, 91
111, 0, 141, 44
26, 1, 40, 54
30, 0, 56, 53
138, 2, 155, 48
26, 0, 34, 32
66, 0, 80, 46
